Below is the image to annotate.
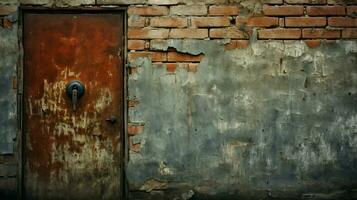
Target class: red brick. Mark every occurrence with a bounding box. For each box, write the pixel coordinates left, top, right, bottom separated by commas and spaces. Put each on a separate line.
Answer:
187, 63, 198, 73
258, 29, 301, 39
3, 19, 12, 28
148, 0, 181, 5
192, 17, 230, 27
167, 52, 204, 62
263, 5, 304, 16
129, 139, 141, 153
347, 6, 357, 16
129, 67, 137, 75
150, 17, 187, 27
128, 51, 167, 62
169, 29, 208, 39
128, 99, 140, 107
128, 16, 146, 27
170, 5, 207, 16
128, 123, 145, 136
329, 17, 357, 27
246, 17, 279, 27
210, 28, 247, 39
307, 6, 345, 16
0, 6, 17, 16
342, 28, 357, 38
285, 0, 326, 4
128, 28, 169, 39
302, 29, 340, 38
128, 40, 146, 50
209, 6, 239, 16
225, 40, 249, 50
305, 40, 321, 48
166, 63, 177, 72
285, 17, 326, 27
128, 6, 169, 16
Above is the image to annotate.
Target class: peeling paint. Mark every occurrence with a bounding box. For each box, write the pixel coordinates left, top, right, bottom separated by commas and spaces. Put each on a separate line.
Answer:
128, 40, 357, 198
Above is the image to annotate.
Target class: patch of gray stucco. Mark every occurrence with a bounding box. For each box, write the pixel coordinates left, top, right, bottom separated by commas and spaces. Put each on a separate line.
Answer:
0, 23, 18, 154
127, 40, 357, 199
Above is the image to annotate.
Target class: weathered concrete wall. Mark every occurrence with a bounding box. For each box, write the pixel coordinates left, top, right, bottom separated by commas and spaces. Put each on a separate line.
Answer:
0, 0, 357, 199
0, 6, 17, 155
0, 2, 19, 199
127, 39, 357, 199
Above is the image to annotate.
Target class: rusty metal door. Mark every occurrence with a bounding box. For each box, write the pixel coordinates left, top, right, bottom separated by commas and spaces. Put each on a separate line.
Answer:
23, 12, 124, 200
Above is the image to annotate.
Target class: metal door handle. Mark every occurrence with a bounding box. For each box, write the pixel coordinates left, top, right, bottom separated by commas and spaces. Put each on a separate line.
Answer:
66, 80, 85, 111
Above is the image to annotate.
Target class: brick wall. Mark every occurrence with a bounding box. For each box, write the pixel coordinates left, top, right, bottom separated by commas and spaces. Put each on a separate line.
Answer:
126, 0, 357, 152
127, 1, 357, 77
0, 0, 357, 199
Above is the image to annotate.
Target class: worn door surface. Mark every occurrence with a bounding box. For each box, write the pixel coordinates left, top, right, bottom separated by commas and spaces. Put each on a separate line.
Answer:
23, 12, 124, 200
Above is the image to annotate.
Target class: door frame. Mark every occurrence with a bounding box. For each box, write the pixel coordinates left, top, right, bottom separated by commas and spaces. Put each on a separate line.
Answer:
18, 7, 129, 200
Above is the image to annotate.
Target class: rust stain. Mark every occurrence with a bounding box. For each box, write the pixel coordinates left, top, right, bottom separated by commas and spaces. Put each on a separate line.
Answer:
24, 13, 124, 199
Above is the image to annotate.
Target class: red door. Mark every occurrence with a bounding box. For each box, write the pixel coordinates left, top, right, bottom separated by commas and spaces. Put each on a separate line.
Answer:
23, 12, 124, 200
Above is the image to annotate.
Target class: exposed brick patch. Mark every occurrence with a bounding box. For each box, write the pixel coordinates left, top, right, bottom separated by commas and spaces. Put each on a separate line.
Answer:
129, 139, 141, 153
210, 28, 247, 39
129, 67, 137, 75
128, 123, 145, 136
150, 17, 187, 28
128, 40, 146, 50
166, 63, 177, 72
263, 5, 304, 16
2, 18, 12, 29
302, 29, 341, 38
170, 5, 207, 16
246, 17, 279, 27
128, 28, 169, 39
285, 17, 327, 27
342, 28, 357, 38
128, 51, 167, 62
187, 63, 199, 73
307, 6, 346, 16
170, 29, 208, 39
225, 40, 250, 50
328, 17, 357, 27
208, 6, 240, 16
305, 40, 322, 48
191, 17, 230, 27
128, 6, 169, 16
167, 52, 204, 62
258, 29, 301, 39
128, 99, 140, 107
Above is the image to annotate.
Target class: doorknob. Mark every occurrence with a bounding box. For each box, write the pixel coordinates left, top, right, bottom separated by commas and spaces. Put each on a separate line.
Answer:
105, 116, 117, 124
66, 80, 85, 111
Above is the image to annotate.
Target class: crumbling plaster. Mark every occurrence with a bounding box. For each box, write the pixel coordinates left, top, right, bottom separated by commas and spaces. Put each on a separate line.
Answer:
127, 39, 357, 199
